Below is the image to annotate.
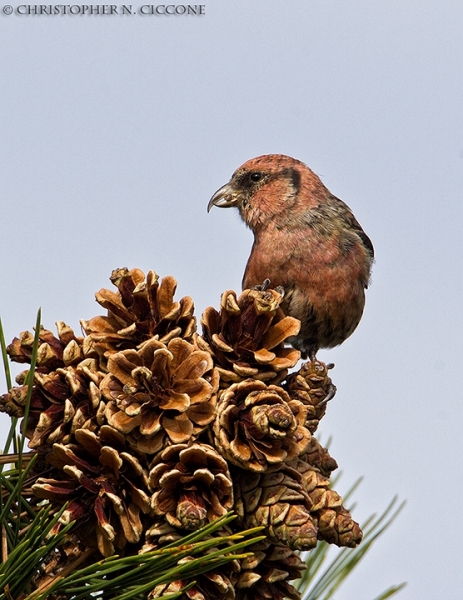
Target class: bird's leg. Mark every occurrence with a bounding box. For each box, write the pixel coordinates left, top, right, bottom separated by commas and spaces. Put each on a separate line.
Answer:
308, 349, 318, 362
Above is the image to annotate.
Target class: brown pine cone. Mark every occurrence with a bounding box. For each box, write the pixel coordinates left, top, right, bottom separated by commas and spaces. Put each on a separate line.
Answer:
285, 359, 336, 433
234, 540, 305, 600
234, 465, 318, 551
1, 358, 105, 451
32, 535, 94, 595
197, 288, 300, 387
0, 320, 107, 453
0, 269, 366, 585
101, 337, 218, 454
212, 379, 311, 472
316, 504, 363, 547
150, 577, 234, 600
304, 437, 338, 477
81, 268, 196, 369
149, 551, 238, 600
149, 442, 234, 530
6, 322, 84, 371
32, 426, 151, 557
288, 454, 362, 548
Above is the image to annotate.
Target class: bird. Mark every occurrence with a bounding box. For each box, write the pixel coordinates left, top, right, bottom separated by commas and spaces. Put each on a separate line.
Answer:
207, 154, 374, 360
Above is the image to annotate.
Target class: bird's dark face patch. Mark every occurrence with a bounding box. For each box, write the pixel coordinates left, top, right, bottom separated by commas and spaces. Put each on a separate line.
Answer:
289, 168, 301, 195
233, 169, 268, 192
233, 167, 300, 197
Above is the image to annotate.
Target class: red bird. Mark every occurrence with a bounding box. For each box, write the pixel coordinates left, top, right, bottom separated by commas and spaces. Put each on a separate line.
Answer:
208, 154, 374, 359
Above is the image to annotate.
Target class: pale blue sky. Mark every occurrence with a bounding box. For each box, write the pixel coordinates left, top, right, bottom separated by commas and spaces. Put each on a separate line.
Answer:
1, 1, 462, 597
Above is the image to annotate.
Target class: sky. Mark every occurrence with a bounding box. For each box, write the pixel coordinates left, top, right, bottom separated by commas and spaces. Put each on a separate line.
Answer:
1, 0, 463, 597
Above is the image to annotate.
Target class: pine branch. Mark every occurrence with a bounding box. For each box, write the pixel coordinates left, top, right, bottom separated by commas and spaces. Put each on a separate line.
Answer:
0, 270, 407, 600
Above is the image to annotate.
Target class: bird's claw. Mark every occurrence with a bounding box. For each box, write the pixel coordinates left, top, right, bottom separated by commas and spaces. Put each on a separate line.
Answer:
318, 383, 337, 408
251, 278, 271, 292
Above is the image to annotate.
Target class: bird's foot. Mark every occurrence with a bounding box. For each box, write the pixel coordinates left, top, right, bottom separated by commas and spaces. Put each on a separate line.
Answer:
318, 383, 337, 407
250, 279, 285, 299
251, 278, 271, 292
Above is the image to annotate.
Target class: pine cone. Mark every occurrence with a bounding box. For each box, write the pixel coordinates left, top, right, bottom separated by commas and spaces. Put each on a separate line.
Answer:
82, 268, 196, 369
304, 437, 338, 478
198, 288, 300, 387
149, 578, 234, 600
1, 358, 105, 451
212, 379, 311, 472
6, 322, 84, 371
0, 321, 107, 452
32, 535, 93, 595
316, 504, 363, 547
101, 337, 218, 454
288, 454, 362, 547
285, 360, 336, 433
234, 465, 318, 551
145, 524, 239, 600
234, 540, 305, 600
149, 552, 238, 600
149, 443, 234, 530
0, 269, 366, 588
32, 426, 151, 557
141, 519, 184, 552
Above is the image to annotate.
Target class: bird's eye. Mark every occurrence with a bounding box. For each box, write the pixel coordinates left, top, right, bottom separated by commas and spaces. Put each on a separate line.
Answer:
250, 172, 262, 182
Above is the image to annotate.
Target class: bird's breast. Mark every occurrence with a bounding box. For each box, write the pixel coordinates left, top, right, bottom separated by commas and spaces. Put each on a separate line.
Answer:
243, 226, 368, 290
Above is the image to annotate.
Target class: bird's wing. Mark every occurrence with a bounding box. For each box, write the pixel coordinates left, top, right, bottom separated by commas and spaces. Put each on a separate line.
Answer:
327, 195, 375, 260
346, 213, 375, 259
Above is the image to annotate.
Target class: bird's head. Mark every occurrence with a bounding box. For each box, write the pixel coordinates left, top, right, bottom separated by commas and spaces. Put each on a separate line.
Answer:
208, 154, 322, 231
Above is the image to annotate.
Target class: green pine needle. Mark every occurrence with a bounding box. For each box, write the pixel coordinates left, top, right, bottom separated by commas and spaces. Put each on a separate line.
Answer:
372, 583, 408, 600
30, 514, 264, 600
